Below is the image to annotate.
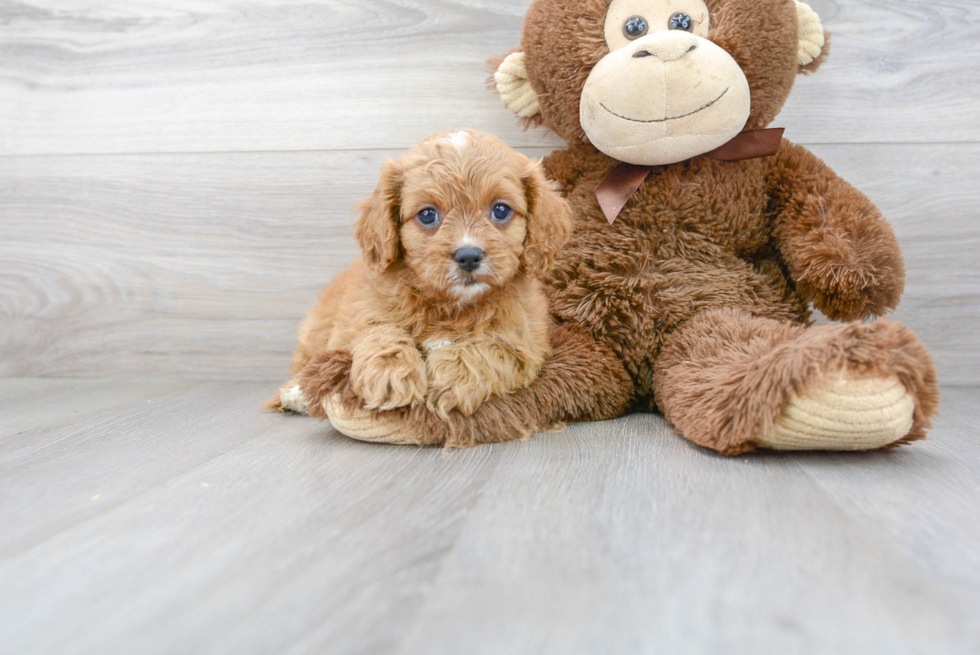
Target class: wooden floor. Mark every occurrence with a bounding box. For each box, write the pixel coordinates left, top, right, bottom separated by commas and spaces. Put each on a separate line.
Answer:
2, 1, 979, 652
1, 379, 979, 654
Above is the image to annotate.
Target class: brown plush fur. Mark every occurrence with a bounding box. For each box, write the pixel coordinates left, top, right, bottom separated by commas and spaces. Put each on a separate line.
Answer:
270, 130, 572, 418
300, 0, 939, 453
538, 138, 910, 408
654, 308, 939, 455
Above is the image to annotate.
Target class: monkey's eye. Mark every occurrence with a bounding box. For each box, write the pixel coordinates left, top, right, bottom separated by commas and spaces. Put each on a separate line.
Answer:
668, 12, 693, 31
417, 207, 440, 227
491, 203, 513, 222
623, 16, 648, 40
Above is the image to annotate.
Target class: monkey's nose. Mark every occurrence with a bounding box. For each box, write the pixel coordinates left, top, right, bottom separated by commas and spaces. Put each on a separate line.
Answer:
453, 247, 484, 272
632, 34, 698, 61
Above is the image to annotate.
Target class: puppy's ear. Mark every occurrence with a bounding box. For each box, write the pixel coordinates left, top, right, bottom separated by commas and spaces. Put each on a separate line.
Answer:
354, 159, 402, 274
522, 159, 572, 277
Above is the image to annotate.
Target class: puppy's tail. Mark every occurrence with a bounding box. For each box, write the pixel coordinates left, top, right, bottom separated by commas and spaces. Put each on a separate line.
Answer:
260, 390, 285, 413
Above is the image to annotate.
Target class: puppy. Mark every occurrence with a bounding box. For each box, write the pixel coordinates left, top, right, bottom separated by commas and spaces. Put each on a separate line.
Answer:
266, 130, 572, 419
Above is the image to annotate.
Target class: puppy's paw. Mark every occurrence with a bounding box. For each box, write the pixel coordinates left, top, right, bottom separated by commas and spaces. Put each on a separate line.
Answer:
261, 380, 309, 414
425, 387, 482, 420
425, 349, 492, 419
351, 346, 427, 411
281, 384, 310, 414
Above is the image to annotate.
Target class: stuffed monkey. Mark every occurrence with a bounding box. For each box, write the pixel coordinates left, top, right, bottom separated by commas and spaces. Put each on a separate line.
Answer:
300, 0, 938, 454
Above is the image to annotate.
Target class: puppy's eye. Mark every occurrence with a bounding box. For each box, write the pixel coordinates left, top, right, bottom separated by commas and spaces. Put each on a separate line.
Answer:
491, 203, 513, 222
623, 16, 648, 40
668, 12, 693, 31
417, 208, 440, 227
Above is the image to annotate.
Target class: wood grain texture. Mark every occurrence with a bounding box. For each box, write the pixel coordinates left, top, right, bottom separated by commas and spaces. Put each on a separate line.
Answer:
1, 3, 977, 652
1, 380, 978, 654
2, 144, 977, 383
0, 0, 977, 156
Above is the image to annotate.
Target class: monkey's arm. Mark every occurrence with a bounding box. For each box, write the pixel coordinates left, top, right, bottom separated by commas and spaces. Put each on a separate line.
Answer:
767, 140, 905, 321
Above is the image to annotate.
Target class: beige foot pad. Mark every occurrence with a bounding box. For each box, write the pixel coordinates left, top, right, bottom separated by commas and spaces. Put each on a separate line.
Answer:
756, 372, 915, 451
323, 395, 416, 444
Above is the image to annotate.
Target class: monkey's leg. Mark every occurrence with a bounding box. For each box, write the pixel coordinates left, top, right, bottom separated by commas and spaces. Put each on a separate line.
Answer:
299, 322, 634, 447
652, 308, 939, 455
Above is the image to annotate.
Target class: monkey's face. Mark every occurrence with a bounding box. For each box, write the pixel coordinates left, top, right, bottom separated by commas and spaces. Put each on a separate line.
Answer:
496, 0, 825, 165
579, 0, 750, 165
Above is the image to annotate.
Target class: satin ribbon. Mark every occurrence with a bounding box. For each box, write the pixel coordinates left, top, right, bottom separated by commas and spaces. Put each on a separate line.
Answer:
594, 128, 785, 224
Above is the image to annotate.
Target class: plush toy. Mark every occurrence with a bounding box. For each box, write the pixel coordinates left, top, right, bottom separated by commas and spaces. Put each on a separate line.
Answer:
300, 0, 938, 454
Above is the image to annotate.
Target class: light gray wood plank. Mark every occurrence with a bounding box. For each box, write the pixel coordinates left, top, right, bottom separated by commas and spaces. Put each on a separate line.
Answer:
1, 380, 978, 654
1, 144, 976, 382
391, 413, 980, 655
0, 378, 186, 449
0, 0, 558, 156
788, 387, 980, 605
0, 380, 263, 556
0, 0, 977, 156
783, 0, 980, 144
0, 380, 502, 655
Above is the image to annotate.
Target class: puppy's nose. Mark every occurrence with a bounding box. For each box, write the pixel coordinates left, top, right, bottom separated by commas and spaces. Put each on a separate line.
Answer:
453, 247, 484, 272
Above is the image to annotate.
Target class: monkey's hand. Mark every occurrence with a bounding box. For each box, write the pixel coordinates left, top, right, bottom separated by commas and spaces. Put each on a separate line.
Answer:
771, 142, 905, 321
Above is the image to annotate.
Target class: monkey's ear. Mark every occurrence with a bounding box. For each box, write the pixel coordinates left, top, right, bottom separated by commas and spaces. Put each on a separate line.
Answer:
493, 52, 541, 119
521, 159, 571, 277
795, 1, 827, 73
354, 159, 401, 274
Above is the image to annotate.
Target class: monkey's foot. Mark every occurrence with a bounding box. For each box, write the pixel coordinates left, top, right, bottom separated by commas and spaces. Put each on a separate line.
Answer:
756, 371, 915, 451
323, 395, 417, 445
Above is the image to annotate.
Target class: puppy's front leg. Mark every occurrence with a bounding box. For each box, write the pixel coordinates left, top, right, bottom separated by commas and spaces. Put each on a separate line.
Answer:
350, 326, 427, 411
425, 338, 540, 419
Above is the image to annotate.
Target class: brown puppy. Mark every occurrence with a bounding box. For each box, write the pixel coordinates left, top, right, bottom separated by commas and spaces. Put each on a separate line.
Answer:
266, 130, 572, 419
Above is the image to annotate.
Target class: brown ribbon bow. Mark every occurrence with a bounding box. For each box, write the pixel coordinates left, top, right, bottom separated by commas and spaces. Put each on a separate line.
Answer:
594, 128, 785, 224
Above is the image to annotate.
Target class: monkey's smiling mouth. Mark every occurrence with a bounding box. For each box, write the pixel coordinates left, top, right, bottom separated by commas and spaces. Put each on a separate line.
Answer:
600, 87, 729, 124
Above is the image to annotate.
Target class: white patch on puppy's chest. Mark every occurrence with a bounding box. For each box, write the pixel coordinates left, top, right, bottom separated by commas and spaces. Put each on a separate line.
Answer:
424, 338, 454, 352
280, 384, 309, 414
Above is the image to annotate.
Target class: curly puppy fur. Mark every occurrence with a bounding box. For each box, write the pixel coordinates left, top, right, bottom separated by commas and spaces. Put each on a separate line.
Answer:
298, 321, 633, 447
267, 130, 572, 419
